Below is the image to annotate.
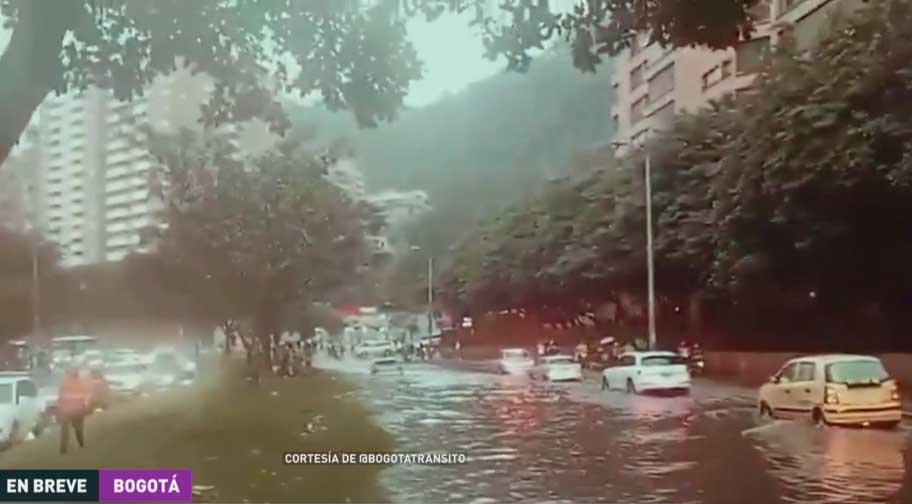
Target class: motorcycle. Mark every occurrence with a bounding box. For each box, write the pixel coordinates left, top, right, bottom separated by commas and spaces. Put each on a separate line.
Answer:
689, 352, 705, 376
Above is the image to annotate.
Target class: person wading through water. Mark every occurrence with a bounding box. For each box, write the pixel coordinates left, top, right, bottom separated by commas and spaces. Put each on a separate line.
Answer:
57, 366, 91, 454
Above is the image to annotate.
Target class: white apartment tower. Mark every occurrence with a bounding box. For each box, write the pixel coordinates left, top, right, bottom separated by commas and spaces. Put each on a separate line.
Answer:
16, 67, 280, 268
36, 88, 159, 266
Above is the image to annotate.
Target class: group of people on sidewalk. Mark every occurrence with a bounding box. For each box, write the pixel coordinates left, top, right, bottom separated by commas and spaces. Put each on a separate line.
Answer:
241, 334, 315, 383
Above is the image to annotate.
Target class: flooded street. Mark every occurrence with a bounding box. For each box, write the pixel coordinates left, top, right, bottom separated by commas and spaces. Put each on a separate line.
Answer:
316, 356, 912, 504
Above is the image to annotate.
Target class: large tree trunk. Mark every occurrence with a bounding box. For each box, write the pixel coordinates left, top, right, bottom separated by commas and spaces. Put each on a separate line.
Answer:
0, 0, 81, 166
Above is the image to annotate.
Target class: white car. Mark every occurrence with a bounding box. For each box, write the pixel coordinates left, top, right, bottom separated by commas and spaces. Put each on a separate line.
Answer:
758, 354, 902, 428
144, 351, 195, 389
601, 351, 691, 394
355, 340, 395, 359
369, 357, 404, 375
104, 362, 150, 396
0, 375, 43, 447
529, 355, 583, 382
497, 348, 535, 375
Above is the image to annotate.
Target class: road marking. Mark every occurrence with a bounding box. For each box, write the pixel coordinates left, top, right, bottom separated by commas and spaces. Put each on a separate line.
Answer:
741, 421, 787, 436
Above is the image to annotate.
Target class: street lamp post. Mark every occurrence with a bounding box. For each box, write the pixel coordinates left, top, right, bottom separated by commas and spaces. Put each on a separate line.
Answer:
31, 231, 41, 340
611, 139, 656, 350
410, 245, 434, 338
427, 254, 434, 337
24, 219, 41, 342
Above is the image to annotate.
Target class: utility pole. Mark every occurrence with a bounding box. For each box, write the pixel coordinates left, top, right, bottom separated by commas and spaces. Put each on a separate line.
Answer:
31, 233, 41, 340
427, 255, 434, 337
610, 138, 657, 350
644, 153, 656, 350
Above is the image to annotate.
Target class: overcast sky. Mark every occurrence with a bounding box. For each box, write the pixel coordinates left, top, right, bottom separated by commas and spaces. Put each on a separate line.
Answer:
0, 12, 501, 109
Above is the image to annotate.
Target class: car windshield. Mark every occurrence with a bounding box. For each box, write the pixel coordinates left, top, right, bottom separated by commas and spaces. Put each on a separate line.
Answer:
0, 384, 13, 404
642, 356, 687, 366
503, 350, 529, 359
825, 360, 889, 384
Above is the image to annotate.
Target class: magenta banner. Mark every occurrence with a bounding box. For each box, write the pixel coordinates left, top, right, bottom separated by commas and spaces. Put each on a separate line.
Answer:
97, 468, 192, 502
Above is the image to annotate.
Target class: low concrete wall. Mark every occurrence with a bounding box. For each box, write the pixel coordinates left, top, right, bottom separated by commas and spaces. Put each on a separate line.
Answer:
704, 351, 912, 387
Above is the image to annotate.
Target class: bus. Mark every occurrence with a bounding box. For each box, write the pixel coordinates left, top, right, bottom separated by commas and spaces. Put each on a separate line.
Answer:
51, 335, 99, 366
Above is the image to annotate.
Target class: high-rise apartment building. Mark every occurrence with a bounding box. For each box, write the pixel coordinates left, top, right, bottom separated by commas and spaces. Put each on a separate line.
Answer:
9, 66, 280, 268
610, 0, 862, 146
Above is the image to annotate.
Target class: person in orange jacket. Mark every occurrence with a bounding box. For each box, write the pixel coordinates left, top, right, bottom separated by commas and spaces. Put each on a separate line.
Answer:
57, 367, 90, 454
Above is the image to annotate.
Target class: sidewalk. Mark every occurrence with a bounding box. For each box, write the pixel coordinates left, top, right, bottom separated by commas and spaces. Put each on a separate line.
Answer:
0, 362, 394, 503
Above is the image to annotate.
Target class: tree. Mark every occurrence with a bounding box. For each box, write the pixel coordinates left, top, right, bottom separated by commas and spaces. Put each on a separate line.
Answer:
0, 0, 765, 167
143, 127, 377, 360
0, 227, 61, 340
440, 0, 912, 351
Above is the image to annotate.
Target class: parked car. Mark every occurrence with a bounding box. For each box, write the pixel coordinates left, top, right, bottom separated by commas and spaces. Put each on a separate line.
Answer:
0, 375, 43, 448
601, 352, 691, 394
145, 350, 195, 389
529, 355, 583, 382
497, 348, 535, 375
758, 354, 902, 428
369, 357, 404, 375
104, 362, 150, 397
355, 340, 395, 359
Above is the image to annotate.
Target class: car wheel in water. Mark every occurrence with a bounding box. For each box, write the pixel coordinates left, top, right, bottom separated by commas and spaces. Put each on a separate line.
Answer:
812, 407, 828, 427
626, 379, 637, 395
757, 401, 775, 420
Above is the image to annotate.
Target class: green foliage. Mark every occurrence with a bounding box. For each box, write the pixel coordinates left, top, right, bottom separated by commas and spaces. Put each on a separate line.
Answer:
0, 228, 61, 340
132, 127, 375, 334
0, 0, 766, 166
441, 0, 912, 343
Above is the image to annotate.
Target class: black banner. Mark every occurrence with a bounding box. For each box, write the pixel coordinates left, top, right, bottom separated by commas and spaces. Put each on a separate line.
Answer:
0, 470, 99, 501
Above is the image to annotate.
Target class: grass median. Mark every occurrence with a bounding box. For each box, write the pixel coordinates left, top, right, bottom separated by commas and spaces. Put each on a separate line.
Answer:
0, 361, 395, 503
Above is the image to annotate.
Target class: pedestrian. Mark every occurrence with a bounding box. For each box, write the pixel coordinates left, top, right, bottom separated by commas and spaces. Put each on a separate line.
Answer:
57, 367, 90, 455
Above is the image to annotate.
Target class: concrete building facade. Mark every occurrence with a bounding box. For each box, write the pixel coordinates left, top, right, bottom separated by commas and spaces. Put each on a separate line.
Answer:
5, 66, 280, 268
610, 0, 862, 146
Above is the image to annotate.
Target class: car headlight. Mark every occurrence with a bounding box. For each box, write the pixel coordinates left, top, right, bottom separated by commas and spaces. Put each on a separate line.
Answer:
891, 384, 900, 401
825, 386, 839, 405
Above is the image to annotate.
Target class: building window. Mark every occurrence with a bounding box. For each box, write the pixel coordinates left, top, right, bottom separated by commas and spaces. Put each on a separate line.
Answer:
778, 0, 807, 16
750, 0, 771, 22
651, 100, 676, 127
736, 37, 770, 75
721, 58, 734, 78
702, 66, 721, 90
630, 94, 649, 125
630, 60, 649, 91
648, 63, 675, 100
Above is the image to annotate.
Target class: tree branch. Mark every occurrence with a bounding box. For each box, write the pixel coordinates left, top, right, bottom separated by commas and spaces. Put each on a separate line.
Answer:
0, 0, 83, 165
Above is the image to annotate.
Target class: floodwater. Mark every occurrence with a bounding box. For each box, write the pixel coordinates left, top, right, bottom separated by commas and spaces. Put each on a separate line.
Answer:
315, 354, 912, 504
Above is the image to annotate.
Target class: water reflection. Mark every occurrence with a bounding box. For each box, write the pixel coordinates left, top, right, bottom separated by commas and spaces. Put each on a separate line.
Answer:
316, 357, 910, 504
751, 423, 908, 504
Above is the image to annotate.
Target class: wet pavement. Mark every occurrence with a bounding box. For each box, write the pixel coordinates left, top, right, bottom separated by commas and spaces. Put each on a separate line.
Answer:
314, 355, 912, 504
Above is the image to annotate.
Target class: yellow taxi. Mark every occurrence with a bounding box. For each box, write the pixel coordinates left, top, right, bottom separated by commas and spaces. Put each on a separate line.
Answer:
758, 354, 902, 428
